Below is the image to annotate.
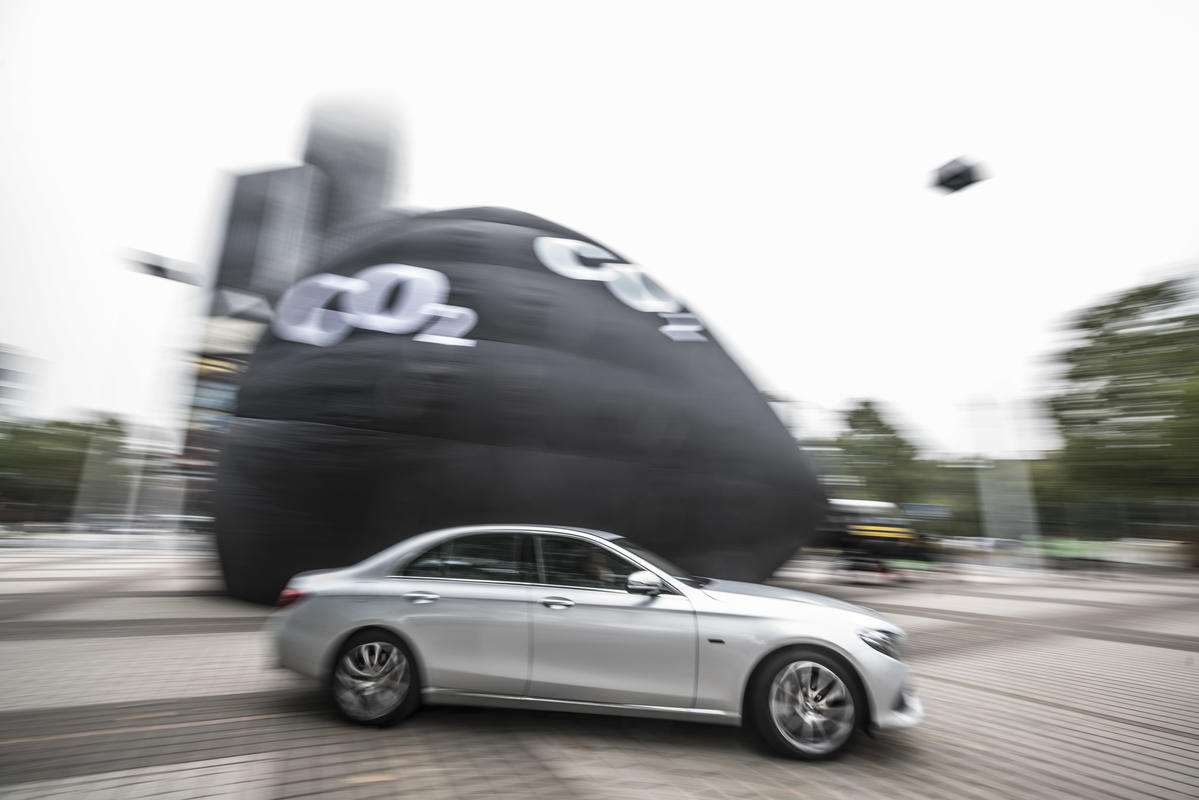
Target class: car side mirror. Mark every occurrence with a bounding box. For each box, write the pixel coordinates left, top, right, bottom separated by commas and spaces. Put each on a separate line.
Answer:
626, 570, 663, 596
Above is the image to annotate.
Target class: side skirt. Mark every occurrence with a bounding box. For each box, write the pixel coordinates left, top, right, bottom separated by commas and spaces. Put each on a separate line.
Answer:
421, 688, 742, 727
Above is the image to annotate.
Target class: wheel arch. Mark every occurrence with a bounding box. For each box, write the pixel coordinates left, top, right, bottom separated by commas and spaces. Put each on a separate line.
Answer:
739, 641, 873, 729
323, 623, 426, 689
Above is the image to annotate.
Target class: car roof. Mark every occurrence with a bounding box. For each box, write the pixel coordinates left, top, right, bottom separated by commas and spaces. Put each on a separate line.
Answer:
437, 524, 624, 541
549, 525, 624, 541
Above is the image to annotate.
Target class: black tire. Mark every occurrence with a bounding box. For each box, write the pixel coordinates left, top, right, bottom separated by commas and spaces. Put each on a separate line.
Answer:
745, 647, 865, 760
330, 629, 420, 727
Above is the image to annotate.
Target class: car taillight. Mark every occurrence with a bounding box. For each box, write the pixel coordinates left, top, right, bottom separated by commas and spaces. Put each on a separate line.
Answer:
276, 588, 308, 609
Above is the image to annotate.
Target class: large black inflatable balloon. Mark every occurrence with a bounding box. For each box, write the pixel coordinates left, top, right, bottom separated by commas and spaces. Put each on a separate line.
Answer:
216, 207, 825, 603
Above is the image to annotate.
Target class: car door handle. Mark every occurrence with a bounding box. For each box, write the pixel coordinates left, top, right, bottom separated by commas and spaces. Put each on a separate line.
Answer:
540, 596, 574, 609
403, 591, 440, 604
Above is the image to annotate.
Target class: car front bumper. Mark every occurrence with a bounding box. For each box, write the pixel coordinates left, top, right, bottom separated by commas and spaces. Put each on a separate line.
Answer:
872, 687, 923, 730
851, 638, 924, 731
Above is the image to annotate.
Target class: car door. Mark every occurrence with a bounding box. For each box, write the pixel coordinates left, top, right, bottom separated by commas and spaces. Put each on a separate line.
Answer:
386, 531, 533, 696
528, 534, 697, 707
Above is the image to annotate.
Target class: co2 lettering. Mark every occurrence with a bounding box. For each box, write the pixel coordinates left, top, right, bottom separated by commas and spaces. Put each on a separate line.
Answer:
272, 239, 706, 347
532, 237, 708, 342
272, 265, 477, 348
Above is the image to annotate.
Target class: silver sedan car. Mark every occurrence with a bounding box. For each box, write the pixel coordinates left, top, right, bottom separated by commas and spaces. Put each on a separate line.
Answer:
273, 524, 922, 759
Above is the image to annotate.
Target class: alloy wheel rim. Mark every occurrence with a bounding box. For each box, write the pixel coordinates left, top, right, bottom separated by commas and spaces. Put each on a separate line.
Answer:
334, 641, 409, 721
769, 660, 855, 755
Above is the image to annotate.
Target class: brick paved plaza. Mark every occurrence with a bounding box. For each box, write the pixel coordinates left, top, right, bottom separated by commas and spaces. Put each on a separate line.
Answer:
0, 541, 1195, 799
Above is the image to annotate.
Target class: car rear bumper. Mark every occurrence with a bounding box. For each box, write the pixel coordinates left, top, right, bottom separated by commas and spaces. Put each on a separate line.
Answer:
272, 608, 327, 679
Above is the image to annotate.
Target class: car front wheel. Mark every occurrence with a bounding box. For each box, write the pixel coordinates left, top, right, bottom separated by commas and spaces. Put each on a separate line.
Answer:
748, 648, 863, 760
331, 630, 419, 726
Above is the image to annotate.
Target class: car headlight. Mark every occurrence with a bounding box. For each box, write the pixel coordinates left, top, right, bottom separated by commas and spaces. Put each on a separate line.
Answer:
859, 629, 904, 660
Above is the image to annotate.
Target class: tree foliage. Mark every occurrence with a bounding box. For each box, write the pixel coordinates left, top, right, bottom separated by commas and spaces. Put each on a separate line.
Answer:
835, 400, 921, 505
1049, 278, 1199, 500
0, 417, 128, 521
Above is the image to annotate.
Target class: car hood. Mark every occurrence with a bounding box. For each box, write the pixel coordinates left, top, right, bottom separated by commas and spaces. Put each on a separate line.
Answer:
699, 578, 891, 624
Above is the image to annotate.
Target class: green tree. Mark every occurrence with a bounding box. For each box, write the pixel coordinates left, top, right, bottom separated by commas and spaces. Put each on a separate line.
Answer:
0, 417, 128, 521
835, 400, 921, 505
1049, 278, 1199, 501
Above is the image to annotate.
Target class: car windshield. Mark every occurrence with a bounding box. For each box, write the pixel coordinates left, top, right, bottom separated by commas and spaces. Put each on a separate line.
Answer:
612, 538, 710, 587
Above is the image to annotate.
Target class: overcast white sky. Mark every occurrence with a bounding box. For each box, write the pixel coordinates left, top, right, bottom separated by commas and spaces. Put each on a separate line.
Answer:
2, 0, 1197, 456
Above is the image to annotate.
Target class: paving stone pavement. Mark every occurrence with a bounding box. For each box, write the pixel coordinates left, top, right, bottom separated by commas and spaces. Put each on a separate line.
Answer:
0, 542, 1196, 799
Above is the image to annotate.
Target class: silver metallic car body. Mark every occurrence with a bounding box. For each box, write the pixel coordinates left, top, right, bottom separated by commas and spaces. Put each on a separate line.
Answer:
273, 525, 923, 730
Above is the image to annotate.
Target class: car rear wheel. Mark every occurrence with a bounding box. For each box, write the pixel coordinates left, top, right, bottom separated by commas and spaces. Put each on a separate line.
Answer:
748, 648, 862, 760
331, 630, 419, 726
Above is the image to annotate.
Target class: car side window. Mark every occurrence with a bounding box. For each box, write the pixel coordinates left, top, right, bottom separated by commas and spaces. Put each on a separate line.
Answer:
400, 533, 527, 582
403, 542, 448, 577
538, 536, 639, 590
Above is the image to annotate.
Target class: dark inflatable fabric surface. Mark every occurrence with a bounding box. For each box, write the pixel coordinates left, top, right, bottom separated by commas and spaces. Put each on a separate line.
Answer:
216, 207, 825, 603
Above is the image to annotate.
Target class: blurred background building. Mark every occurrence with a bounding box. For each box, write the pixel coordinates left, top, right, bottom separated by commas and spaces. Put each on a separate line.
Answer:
0, 346, 37, 421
